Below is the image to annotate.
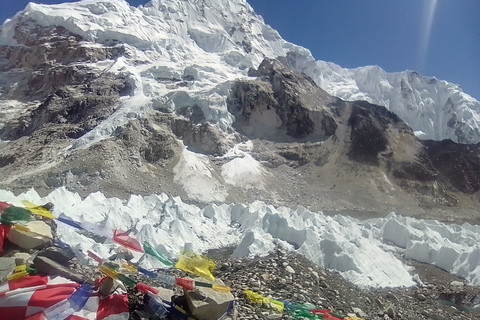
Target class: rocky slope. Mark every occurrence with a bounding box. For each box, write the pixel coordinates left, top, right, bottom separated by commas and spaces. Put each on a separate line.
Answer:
0, 52, 480, 222
209, 248, 480, 320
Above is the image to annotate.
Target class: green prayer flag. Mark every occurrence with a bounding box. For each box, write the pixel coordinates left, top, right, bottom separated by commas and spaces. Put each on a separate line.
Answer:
117, 273, 137, 288
1, 206, 33, 225
143, 242, 174, 266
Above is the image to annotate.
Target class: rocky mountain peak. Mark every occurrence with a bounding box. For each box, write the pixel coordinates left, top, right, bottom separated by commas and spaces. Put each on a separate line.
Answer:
228, 58, 338, 141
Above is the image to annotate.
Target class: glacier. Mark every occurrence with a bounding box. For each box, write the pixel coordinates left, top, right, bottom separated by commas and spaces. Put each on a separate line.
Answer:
2, 187, 480, 288
0, 0, 479, 144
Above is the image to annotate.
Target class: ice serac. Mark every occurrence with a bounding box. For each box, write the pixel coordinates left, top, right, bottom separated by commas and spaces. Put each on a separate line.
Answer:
4, 187, 480, 288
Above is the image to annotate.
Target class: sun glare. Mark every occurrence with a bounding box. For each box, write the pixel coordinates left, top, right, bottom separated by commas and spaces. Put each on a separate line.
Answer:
417, 0, 438, 71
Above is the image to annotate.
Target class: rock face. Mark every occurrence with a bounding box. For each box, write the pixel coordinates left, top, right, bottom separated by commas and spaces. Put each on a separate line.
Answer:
171, 120, 233, 156
33, 255, 90, 284
37, 245, 75, 267
422, 139, 480, 194
228, 58, 338, 141
347, 101, 407, 165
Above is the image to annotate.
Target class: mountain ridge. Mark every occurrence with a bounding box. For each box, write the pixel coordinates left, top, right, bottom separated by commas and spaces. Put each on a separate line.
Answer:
0, 0, 479, 222
1, 0, 479, 144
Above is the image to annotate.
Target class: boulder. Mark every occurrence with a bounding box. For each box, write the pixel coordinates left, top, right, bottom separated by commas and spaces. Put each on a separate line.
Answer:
285, 265, 295, 274
37, 245, 75, 267
0, 257, 15, 282
352, 307, 367, 318
98, 277, 125, 296
8, 221, 52, 250
450, 281, 464, 287
33, 256, 90, 285
155, 286, 174, 302
184, 278, 235, 320
12, 252, 31, 266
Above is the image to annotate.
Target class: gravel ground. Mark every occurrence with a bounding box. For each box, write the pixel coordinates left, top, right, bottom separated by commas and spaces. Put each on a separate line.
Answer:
69, 243, 480, 320
206, 247, 480, 320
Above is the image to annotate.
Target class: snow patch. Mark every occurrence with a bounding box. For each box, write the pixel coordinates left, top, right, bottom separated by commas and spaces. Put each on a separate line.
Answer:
173, 146, 227, 202
221, 154, 266, 188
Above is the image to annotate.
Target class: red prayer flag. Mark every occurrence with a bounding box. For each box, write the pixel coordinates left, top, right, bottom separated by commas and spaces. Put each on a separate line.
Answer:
0, 201, 11, 213
175, 278, 194, 291
136, 283, 159, 295
112, 230, 144, 253
322, 314, 345, 320
0, 275, 128, 320
0, 225, 11, 254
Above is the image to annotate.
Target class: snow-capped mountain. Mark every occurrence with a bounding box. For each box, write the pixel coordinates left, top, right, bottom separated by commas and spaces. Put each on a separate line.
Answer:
1, 0, 479, 145
0, 0, 479, 214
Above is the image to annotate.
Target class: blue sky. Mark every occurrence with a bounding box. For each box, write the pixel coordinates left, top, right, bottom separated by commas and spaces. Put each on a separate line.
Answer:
1, 0, 479, 99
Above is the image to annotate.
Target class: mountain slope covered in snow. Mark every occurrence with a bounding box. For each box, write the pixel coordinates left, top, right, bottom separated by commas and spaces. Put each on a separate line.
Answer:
0, 0, 479, 144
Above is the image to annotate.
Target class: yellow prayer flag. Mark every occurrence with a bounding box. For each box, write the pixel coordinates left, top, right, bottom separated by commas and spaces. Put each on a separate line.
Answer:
175, 250, 215, 281
7, 271, 29, 281
244, 290, 284, 312
21, 200, 55, 219
122, 263, 138, 274
13, 224, 31, 232
14, 265, 27, 273
212, 285, 231, 293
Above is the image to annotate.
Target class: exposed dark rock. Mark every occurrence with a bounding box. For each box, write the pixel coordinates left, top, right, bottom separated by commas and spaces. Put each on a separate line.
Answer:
0, 72, 127, 140
114, 117, 179, 162
422, 139, 480, 194
176, 105, 205, 124
347, 101, 407, 166
37, 245, 75, 267
171, 119, 232, 156
33, 255, 91, 285
227, 58, 338, 141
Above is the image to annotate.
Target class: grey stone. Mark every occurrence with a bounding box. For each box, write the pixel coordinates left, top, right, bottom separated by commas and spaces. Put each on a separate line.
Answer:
0, 257, 15, 282
385, 292, 399, 301
421, 310, 449, 320
8, 221, 52, 250
12, 252, 31, 266
450, 280, 464, 287
98, 276, 124, 296
37, 246, 75, 267
33, 256, 90, 285
155, 286, 174, 302
385, 305, 396, 318
416, 293, 427, 301
185, 278, 235, 320
352, 307, 367, 318
285, 265, 295, 274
